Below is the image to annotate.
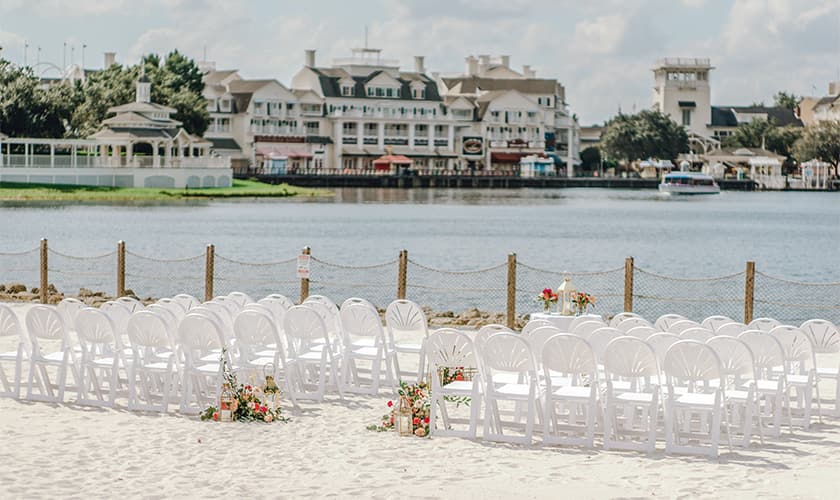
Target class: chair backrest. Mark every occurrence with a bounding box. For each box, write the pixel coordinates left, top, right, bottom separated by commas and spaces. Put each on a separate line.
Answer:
26, 305, 67, 342
156, 298, 187, 320
144, 304, 179, 342
341, 297, 377, 311
666, 319, 701, 334
625, 325, 657, 340
679, 327, 714, 343
284, 305, 330, 348
769, 325, 816, 367
654, 314, 687, 332
569, 315, 605, 332
127, 311, 173, 350
587, 327, 623, 360
521, 319, 553, 336
479, 332, 537, 380
57, 297, 86, 329
304, 294, 339, 315
706, 336, 755, 382
0, 303, 27, 354
609, 312, 639, 327
573, 320, 606, 338
426, 328, 476, 369
234, 309, 281, 357
747, 317, 781, 332
302, 301, 343, 346
663, 341, 722, 387
263, 294, 295, 310
255, 298, 289, 330
602, 336, 660, 379
172, 293, 199, 311
477, 324, 514, 336
738, 330, 786, 375
75, 307, 120, 350
116, 296, 145, 313
178, 313, 226, 360
542, 333, 598, 379
339, 303, 385, 344
521, 325, 564, 359
201, 302, 235, 335
227, 291, 254, 307
210, 296, 242, 315
617, 316, 653, 333
385, 299, 429, 341
645, 332, 680, 365
701, 315, 735, 332
799, 319, 840, 354
714, 322, 747, 337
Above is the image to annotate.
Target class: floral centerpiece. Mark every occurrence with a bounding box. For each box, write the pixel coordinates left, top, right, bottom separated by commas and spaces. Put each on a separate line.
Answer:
572, 291, 596, 315
200, 349, 289, 423
536, 288, 559, 313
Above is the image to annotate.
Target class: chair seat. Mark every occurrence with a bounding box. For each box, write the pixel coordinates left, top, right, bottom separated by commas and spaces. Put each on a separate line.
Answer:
673, 392, 717, 407
194, 363, 221, 374
350, 338, 377, 348
138, 361, 172, 371
0, 351, 23, 359
491, 383, 534, 398
89, 357, 117, 367
42, 351, 68, 362
492, 373, 521, 384
615, 392, 654, 404
245, 357, 276, 367
441, 380, 476, 394
550, 385, 593, 400
348, 346, 379, 358
817, 367, 839, 377
786, 374, 812, 386
394, 342, 422, 352
255, 349, 279, 358
298, 350, 326, 362
750, 379, 782, 393
724, 389, 751, 401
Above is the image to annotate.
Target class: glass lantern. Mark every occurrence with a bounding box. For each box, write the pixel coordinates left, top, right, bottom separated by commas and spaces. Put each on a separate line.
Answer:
557, 277, 576, 316
219, 382, 234, 422
261, 363, 281, 414
396, 395, 413, 437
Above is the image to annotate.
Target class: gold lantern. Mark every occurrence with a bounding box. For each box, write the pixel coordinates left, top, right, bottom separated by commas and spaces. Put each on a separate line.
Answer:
219, 382, 235, 422
396, 395, 413, 436
557, 277, 576, 316
262, 363, 281, 413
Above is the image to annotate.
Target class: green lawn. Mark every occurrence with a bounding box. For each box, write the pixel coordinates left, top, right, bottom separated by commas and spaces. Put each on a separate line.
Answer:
0, 179, 326, 201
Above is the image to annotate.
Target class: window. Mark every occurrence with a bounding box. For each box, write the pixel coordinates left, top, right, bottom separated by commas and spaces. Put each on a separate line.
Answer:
364, 123, 378, 136
367, 87, 374, 96
206, 99, 216, 111
682, 109, 691, 126
453, 109, 471, 119
434, 125, 447, 138
253, 101, 265, 115
343, 158, 355, 170
343, 122, 357, 134
420, 89, 426, 99
220, 99, 231, 112
415, 124, 428, 135
375, 87, 384, 97
490, 111, 500, 121
304, 121, 319, 135
342, 86, 354, 96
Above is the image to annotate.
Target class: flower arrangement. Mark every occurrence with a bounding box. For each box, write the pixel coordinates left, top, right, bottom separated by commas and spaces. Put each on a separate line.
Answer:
368, 381, 431, 437
572, 291, 596, 313
200, 349, 289, 423
536, 288, 559, 311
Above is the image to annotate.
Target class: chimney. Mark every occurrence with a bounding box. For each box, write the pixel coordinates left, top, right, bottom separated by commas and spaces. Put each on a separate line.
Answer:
500, 55, 510, 68
104, 52, 116, 69
829, 81, 840, 96
522, 64, 535, 78
478, 54, 490, 75
305, 49, 315, 67
465, 56, 478, 76
414, 55, 425, 74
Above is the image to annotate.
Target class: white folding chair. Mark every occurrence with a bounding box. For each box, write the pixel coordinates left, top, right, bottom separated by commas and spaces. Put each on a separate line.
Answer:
521, 319, 553, 336
257, 297, 291, 332
340, 303, 395, 394
57, 297, 86, 337
663, 341, 732, 458
0, 304, 27, 399
75, 308, 123, 407
769, 325, 821, 428
427, 328, 482, 439
707, 336, 764, 448
800, 319, 840, 416
738, 330, 789, 436
385, 299, 429, 383
609, 312, 640, 328
24, 305, 77, 403
573, 320, 606, 339
617, 316, 653, 333
626, 325, 657, 340
587, 327, 623, 362
542, 334, 599, 448
702, 315, 735, 332
178, 313, 229, 414
117, 296, 145, 313
715, 322, 747, 337
748, 317, 781, 333
679, 327, 714, 342
646, 332, 680, 368
209, 296, 241, 317
341, 297, 377, 311
479, 332, 541, 445
569, 315, 606, 332
602, 337, 661, 453
284, 305, 344, 401
655, 314, 687, 332
227, 291, 254, 307
263, 294, 295, 310
233, 309, 298, 409
156, 298, 187, 321
666, 319, 701, 334
127, 311, 179, 413
201, 302, 235, 342
172, 293, 200, 311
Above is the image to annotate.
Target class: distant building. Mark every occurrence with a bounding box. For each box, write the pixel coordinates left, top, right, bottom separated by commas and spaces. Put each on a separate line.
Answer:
797, 81, 840, 126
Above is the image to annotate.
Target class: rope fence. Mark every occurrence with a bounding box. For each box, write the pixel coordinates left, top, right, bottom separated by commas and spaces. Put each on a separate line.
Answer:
0, 240, 838, 327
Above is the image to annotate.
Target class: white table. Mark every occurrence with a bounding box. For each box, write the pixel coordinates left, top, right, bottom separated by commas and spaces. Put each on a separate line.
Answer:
528, 313, 602, 332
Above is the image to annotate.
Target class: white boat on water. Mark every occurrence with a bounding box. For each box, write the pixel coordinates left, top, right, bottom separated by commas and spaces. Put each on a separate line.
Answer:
658, 172, 720, 195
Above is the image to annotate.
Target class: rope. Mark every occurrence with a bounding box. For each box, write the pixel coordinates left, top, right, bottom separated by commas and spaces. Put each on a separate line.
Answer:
517, 287, 623, 298
124, 272, 204, 281
48, 249, 116, 260
126, 251, 204, 263
216, 254, 298, 266
310, 257, 398, 270
755, 272, 840, 287
517, 262, 625, 276
635, 268, 746, 282
48, 268, 113, 278
754, 298, 840, 310
0, 247, 39, 256
407, 284, 507, 293
0, 267, 39, 273
310, 280, 402, 288
633, 294, 741, 304
407, 259, 507, 275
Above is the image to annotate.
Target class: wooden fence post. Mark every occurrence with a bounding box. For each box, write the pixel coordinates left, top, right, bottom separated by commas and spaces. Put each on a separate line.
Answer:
506, 253, 517, 329
300, 246, 311, 303
744, 261, 755, 324
205, 244, 215, 302
624, 257, 634, 313
397, 249, 408, 300
39, 238, 48, 304
116, 240, 126, 297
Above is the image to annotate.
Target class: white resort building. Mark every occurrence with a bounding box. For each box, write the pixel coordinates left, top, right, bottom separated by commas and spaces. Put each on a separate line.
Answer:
0, 71, 231, 188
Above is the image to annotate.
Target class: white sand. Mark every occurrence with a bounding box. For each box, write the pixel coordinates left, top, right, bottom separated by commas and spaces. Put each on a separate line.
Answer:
2, 302, 840, 499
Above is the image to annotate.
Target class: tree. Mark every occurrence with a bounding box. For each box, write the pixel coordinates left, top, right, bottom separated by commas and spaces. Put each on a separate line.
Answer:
601, 110, 689, 163
722, 118, 802, 158
579, 146, 601, 173
0, 59, 73, 138
774, 91, 799, 110
793, 122, 840, 168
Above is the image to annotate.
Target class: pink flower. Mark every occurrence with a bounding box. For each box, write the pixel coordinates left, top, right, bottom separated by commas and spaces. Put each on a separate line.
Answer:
387, 400, 393, 407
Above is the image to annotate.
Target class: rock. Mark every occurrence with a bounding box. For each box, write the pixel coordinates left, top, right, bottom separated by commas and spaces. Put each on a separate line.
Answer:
48, 295, 63, 305
79, 288, 95, 297
47, 284, 57, 293
0, 284, 5, 292
31, 287, 39, 294
429, 317, 452, 327
123, 289, 136, 298
7, 283, 26, 294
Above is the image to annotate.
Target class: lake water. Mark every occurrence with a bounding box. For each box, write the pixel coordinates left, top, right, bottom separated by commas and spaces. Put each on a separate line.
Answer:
0, 188, 837, 321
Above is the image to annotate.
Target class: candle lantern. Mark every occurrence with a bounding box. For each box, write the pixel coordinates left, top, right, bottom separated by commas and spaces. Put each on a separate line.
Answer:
262, 363, 281, 413
557, 277, 576, 316
396, 395, 413, 436
219, 382, 235, 422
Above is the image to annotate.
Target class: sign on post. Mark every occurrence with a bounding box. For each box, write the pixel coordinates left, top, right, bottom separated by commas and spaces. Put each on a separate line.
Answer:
296, 254, 311, 279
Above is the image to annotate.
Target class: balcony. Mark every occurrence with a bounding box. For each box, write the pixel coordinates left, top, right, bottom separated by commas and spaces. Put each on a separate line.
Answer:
656, 57, 711, 67
342, 136, 358, 145
363, 136, 378, 145
249, 126, 306, 136
384, 137, 409, 146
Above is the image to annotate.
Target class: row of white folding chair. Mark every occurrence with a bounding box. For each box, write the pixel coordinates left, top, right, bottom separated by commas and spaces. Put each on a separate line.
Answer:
0, 304, 28, 398
800, 319, 840, 416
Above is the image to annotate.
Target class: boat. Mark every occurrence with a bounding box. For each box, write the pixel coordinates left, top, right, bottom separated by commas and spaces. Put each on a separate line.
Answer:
658, 172, 720, 195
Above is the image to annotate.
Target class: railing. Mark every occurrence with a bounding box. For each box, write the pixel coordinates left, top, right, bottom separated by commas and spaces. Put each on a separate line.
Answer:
0, 154, 228, 169
2, 242, 837, 329
657, 57, 711, 67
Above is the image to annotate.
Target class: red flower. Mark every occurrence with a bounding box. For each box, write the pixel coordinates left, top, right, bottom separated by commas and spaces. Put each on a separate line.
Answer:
260, 406, 267, 413
542, 288, 552, 295
423, 417, 430, 424
387, 400, 393, 407
245, 385, 252, 391
413, 417, 420, 425
213, 412, 219, 421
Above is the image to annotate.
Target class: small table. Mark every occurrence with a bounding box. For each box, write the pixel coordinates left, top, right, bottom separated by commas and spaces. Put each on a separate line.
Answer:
529, 312, 603, 332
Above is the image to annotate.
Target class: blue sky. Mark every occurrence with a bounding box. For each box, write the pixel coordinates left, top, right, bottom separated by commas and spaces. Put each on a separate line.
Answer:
1, 0, 839, 124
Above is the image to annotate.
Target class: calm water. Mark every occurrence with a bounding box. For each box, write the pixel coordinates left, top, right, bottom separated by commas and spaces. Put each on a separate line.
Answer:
0, 188, 837, 280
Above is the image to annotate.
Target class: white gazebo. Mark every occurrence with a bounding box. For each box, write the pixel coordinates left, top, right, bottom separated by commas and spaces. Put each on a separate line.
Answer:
800, 159, 832, 190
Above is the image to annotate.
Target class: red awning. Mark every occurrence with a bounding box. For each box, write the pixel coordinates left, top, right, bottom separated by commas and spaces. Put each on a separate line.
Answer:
256, 146, 312, 159
491, 152, 525, 163
373, 154, 412, 165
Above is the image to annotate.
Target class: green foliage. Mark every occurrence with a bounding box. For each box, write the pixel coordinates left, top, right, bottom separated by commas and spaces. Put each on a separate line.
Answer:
579, 146, 601, 171
601, 110, 689, 162
793, 122, 840, 167
722, 118, 802, 158
773, 91, 799, 110
0, 61, 75, 138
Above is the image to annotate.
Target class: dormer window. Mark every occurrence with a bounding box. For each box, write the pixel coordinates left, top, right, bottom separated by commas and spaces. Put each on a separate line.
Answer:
367, 87, 374, 97
220, 99, 231, 112
342, 85, 354, 96
206, 99, 216, 112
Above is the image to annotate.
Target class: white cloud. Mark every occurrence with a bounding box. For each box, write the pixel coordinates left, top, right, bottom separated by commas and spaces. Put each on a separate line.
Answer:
681, 0, 706, 7
571, 15, 626, 55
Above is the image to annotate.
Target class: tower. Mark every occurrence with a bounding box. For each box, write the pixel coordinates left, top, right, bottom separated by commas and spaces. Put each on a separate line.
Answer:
136, 66, 151, 104
652, 58, 713, 138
